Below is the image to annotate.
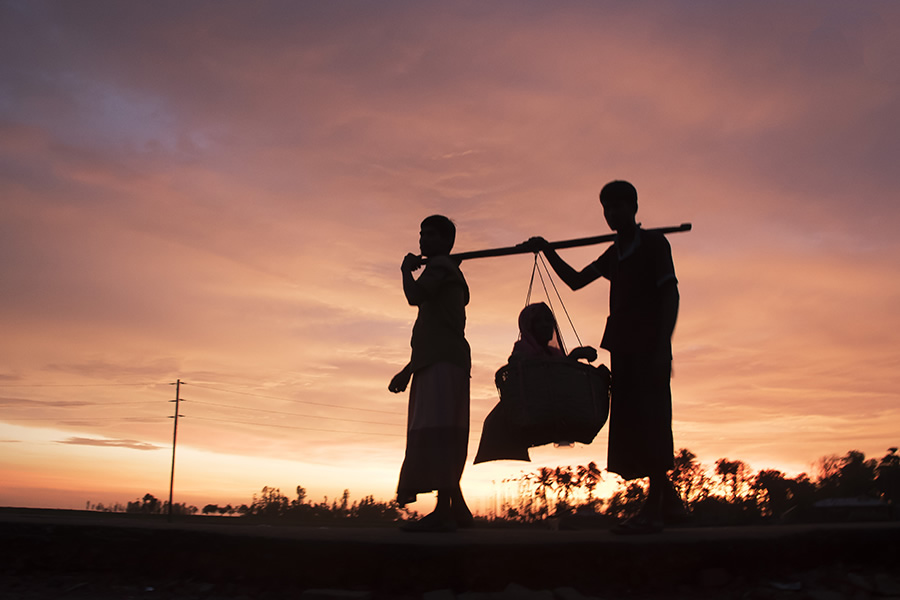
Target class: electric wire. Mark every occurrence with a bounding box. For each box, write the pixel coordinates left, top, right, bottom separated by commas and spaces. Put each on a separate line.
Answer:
1, 379, 488, 435
186, 382, 404, 415
188, 399, 401, 427
189, 414, 404, 437
0, 382, 164, 387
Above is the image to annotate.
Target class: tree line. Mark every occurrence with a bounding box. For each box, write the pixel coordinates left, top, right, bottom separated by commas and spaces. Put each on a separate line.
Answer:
89, 446, 898, 526
91, 486, 411, 524
498, 447, 899, 525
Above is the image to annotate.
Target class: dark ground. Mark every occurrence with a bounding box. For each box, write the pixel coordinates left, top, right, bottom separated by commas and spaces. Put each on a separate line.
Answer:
1, 508, 898, 599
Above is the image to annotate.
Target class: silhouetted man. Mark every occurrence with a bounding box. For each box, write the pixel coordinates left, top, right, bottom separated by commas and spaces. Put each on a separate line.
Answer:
389, 215, 473, 532
528, 180, 681, 534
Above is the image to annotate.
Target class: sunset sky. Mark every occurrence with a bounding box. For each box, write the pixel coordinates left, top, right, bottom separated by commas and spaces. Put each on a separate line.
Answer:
2, 1, 899, 514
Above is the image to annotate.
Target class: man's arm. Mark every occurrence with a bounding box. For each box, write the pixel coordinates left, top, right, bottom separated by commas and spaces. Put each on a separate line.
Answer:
527, 237, 602, 290
389, 362, 413, 393
658, 280, 679, 353
401, 253, 424, 305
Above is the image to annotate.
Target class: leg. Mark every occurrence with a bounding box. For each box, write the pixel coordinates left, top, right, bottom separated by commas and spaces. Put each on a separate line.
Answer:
641, 471, 666, 521
661, 475, 689, 523
447, 483, 474, 527
399, 494, 457, 532
434, 489, 452, 520
434, 482, 473, 526
611, 473, 666, 536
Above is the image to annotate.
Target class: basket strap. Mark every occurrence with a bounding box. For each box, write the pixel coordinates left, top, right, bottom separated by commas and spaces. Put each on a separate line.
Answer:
525, 253, 584, 351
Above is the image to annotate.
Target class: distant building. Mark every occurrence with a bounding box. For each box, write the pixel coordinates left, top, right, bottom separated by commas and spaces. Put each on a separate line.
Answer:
812, 497, 895, 522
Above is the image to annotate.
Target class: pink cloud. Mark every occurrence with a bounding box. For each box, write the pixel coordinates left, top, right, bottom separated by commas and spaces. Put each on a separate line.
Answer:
1, 1, 898, 508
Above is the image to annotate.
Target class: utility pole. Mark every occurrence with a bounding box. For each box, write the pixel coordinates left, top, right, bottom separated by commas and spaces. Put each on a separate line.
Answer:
168, 379, 184, 522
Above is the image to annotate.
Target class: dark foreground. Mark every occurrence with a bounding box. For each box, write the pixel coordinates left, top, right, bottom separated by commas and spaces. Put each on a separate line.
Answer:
1, 508, 899, 600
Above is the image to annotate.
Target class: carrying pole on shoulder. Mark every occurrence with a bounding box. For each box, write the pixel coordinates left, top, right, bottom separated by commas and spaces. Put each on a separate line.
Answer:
440, 223, 692, 263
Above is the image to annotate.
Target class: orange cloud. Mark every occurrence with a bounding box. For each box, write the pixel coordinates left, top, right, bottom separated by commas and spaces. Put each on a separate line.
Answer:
1, 1, 898, 510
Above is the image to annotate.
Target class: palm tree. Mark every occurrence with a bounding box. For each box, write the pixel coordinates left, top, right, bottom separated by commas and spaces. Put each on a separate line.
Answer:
534, 467, 555, 516
577, 462, 603, 510
715, 458, 751, 503
554, 466, 577, 512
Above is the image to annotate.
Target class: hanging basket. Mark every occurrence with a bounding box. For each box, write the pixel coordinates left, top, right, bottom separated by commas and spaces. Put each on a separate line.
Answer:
494, 358, 611, 448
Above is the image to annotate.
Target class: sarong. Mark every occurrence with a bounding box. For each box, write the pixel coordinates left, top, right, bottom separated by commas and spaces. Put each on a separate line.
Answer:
396, 361, 470, 506
473, 401, 531, 464
606, 352, 674, 480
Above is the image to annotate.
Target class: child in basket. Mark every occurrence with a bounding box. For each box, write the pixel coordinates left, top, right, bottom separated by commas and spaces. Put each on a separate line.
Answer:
474, 302, 597, 464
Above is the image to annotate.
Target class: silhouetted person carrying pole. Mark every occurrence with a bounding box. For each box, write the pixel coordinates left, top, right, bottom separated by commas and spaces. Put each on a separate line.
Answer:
527, 180, 683, 534
389, 215, 474, 532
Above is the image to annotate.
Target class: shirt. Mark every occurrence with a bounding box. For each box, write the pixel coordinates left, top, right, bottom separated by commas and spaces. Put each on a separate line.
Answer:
588, 228, 677, 354
409, 255, 471, 372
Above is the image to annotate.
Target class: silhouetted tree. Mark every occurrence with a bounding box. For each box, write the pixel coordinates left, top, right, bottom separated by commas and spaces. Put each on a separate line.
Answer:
250, 486, 289, 518
292, 486, 307, 507
815, 454, 844, 496
671, 448, 712, 506
752, 469, 790, 518
525, 467, 555, 518
839, 450, 878, 497
784, 473, 817, 518
876, 447, 900, 504
163, 501, 198, 516
604, 479, 646, 520
126, 493, 162, 514
348, 495, 403, 521
816, 450, 878, 498
715, 458, 752, 503
577, 462, 603, 510
143, 493, 161, 513
553, 466, 577, 514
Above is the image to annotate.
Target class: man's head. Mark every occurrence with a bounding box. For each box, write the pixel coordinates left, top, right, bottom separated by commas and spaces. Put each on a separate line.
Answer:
419, 214, 456, 257
599, 180, 638, 232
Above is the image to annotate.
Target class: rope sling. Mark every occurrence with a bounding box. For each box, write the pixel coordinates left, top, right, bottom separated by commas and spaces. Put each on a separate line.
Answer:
493, 253, 611, 449
525, 252, 582, 354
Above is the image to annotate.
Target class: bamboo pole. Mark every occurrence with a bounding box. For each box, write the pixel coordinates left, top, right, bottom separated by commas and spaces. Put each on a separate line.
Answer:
437, 223, 692, 262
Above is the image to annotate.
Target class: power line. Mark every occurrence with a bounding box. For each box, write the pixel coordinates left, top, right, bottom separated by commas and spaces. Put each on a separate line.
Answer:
189, 415, 404, 437
0, 382, 164, 387
0, 379, 427, 419
189, 399, 400, 427
1, 400, 160, 407
186, 381, 404, 415
187, 388, 485, 429
2, 416, 160, 422
0, 378, 489, 433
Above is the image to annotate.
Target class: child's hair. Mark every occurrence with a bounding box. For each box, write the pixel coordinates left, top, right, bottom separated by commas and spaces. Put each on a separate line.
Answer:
421, 214, 456, 251
599, 180, 638, 212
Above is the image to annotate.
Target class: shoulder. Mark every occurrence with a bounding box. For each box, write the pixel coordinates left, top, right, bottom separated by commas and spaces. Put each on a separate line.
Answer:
420, 256, 469, 301
592, 243, 616, 264
421, 256, 464, 281
590, 244, 616, 271
639, 229, 672, 254
426, 255, 463, 274
640, 228, 669, 245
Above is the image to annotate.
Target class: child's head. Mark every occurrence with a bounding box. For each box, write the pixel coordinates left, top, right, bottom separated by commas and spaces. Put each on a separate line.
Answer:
419, 215, 456, 257
519, 302, 560, 348
599, 180, 638, 231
